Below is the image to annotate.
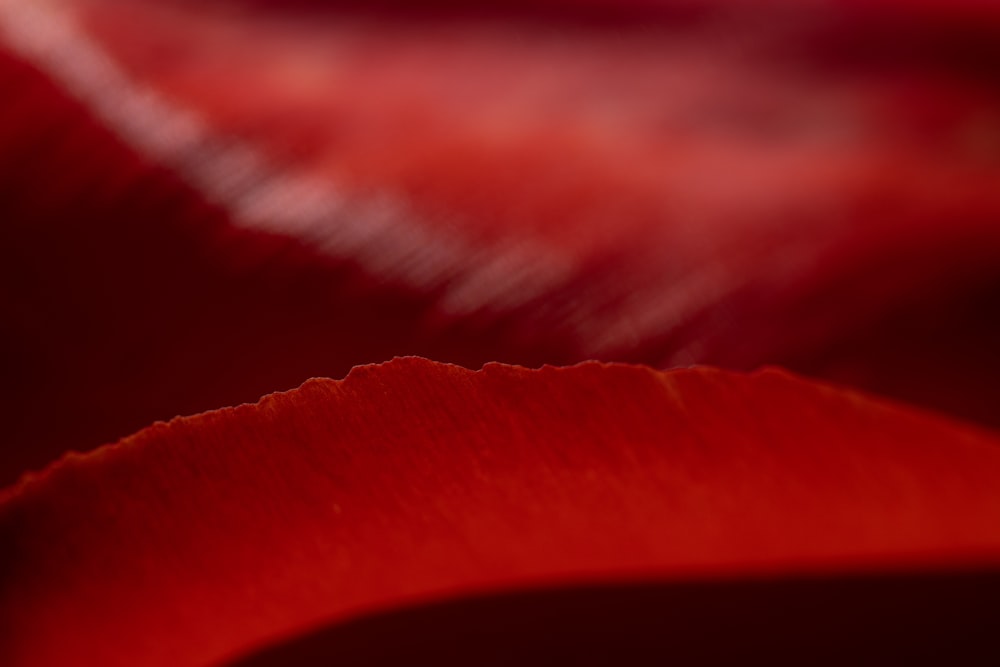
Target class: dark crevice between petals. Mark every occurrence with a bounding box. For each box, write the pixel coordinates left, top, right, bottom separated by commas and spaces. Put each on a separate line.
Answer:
228, 572, 1000, 667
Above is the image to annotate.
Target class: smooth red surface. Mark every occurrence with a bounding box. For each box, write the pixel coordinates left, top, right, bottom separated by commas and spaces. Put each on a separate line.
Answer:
3, 359, 1000, 666
2, 0, 1000, 484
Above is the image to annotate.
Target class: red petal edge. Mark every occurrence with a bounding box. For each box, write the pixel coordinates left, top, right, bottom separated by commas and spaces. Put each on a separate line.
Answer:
2, 358, 999, 666
4, 0, 1000, 487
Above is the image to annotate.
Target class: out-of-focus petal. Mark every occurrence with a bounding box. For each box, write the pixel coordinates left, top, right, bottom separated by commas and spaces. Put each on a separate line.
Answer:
2, 0, 1000, 482
3, 359, 1000, 666
0, 45, 565, 487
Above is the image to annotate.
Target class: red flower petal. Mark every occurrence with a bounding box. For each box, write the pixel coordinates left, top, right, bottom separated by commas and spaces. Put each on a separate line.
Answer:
2, 0, 1000, 483
3, 359, 1000, 666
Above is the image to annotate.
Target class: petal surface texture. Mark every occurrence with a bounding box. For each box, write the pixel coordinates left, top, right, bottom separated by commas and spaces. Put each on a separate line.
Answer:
3, 359, 1000, 666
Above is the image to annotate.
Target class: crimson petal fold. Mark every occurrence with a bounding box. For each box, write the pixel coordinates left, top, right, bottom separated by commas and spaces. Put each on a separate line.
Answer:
3, 358, 1000, 666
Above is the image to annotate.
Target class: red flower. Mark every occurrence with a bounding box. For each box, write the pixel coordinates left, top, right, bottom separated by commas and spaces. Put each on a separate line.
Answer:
1, 0, 999, 664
